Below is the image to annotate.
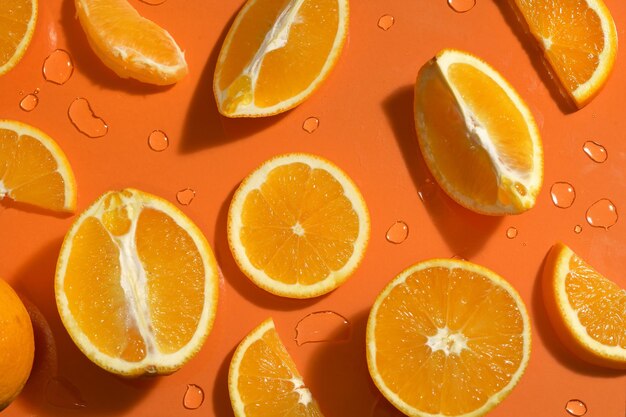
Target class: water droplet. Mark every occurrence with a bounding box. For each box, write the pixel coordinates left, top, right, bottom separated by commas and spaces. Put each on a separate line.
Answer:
550, 182, 576, 208
582, 141, 607, 163
45, 377, 87, 409
418, 178, 437, 202
377, 15, 395, 31
302, 117, 319, 133
506, 227, 518, 239
183, 384, 204, 409
448, 0, 476, 13
176, 188, 196, 206
574, 225, 582, 234
43, 49, 74, 85
68, 98, 108, 138
586, 199, 618, 229
140, 0, 166, 4
565, 399, 587, 416
19, 93, 39, 112
451, 255, 466, 260
148, 130, 169, 152
294, 311, 351, 346
385, 221, 409, 244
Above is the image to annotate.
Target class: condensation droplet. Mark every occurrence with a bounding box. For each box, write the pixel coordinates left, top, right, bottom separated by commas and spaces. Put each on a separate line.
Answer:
148, 130, 169, 151
377, 15, 395, 31
574, 225, 582, 234
43, 49, 74, 85
586, 199, 618, 229
45, 377, 87, 409
140, 0, 167, 4
385, 221, 409, 244
582, 141, 607, 163
550, 182, 576, 208
506, 227, 518, 239
176, 188, 196, 206
418, 178, 437, 202
565, 399, 587, 416
68, 98, 108, 138
302, 117, 319, 133
19, 93, 39, 112
294, 311, 351, 346
183, 384, 204, 409
448, 0, 476, 13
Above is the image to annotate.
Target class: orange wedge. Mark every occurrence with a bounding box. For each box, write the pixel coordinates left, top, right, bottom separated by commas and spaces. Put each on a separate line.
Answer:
0, 120, 77, 213
55, 189, 219, 376
510, 0, 618, 108
543, 242, 626, 369
214, 0, 349, 117
229, 318, 324, 417
74, 0, 188, 85
367, 259, 531, 417
228, 153, 370, 298
0, 0, 37, 76
414, 49, 543, 215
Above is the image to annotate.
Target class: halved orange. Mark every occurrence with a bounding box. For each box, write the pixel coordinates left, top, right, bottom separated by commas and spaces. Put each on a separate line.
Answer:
55, 189, 219, 376
510, 0, 618, 108
74, 0, 188, 85
367, 259, 531, 417
543, 242, 626, 369
214, 0, 349, 117
0, 0, 37, 76
414, 49, 543, 215
229, 318, 323, 417
227, 153, 370, 298
0, 120, 77, 213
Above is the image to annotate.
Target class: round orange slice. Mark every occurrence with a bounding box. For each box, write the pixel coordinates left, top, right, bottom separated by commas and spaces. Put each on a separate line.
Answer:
0, 0, 37, 76
414, 49, 543, 215
0, 120, 77, 213
543, 242, 626, 369
227, 153, 370, 298
367, 259, 531, 417
55, 189, 219, 376
214, 0, 349, 117
229, 318, 324, 417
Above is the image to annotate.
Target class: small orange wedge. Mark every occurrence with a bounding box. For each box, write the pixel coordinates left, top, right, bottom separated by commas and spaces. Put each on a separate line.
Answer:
74, 0, 188, 85
0, 0, 37, 76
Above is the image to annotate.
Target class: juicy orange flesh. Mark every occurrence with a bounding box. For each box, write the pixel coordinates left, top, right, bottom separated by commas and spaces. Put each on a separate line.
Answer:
136, 208, 205, 354
0, 0, 33, 66
237, 327, 323, 416
240, 162, 359, 285
374, 267, 524, 415
565, 255, 626, 348
513, 0, 604, 92
218, 0, 339, 110
0, 129, 67, 211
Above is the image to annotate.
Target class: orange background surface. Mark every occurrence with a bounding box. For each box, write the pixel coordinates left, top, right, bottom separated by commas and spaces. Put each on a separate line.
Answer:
1, 0, 626, 416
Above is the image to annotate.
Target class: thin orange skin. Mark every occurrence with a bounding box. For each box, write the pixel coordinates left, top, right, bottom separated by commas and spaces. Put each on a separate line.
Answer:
542, 242, 626, 370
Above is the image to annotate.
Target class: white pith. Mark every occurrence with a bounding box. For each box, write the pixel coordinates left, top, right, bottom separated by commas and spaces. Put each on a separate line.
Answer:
426, 326, 469, 356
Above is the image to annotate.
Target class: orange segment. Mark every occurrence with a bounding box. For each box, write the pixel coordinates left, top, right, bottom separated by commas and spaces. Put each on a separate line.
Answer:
229, 318, 324, 417
510, 0, 618, 107
543, 242, 626, 369
75, 0, 188, 85
214, 0, 349, 117
228, 153, 370, 298
0, 0, 37, 76
414, 49, 543, 215
55, 189, 219, 376
0, 120, 77, 213
367, 259, 531, 417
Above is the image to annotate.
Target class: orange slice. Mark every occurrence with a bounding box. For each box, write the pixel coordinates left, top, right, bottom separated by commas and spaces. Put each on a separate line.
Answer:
0, 0, 37, 76
510, 0, 618, 108
543, 242, 626, 369
0, 278, 34, 411
229, 318, 324, 417
367, 259, 531, 417
414, 49, 543, 215
227, 153, 370, 298
214, 0, 349, 117
55, 189, 219, 376
74, 0, 188, 85
0, 120, 77, 213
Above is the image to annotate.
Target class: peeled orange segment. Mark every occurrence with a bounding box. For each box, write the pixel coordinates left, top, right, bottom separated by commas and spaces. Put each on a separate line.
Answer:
55, 189, 219, 376
227, 153, 370, 298
543, 242, 626, 369
75, 0, 188, 85
0, 120, 77, 213
510, 0, 618, 108
414, 49, 543, 215
366, 259, 531, 417
0, 0, 37, 76
229, 318, 324, 417
214, 0, 349, 117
